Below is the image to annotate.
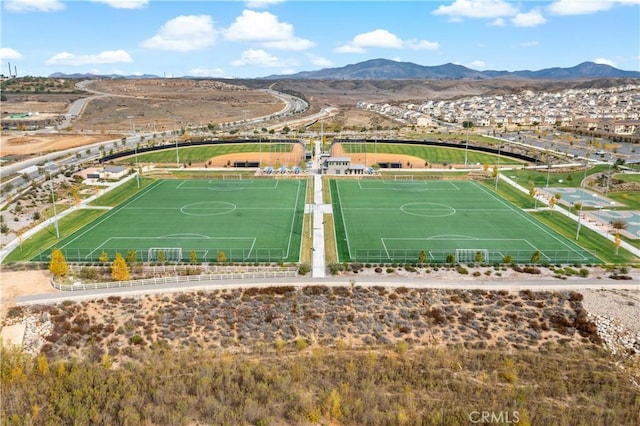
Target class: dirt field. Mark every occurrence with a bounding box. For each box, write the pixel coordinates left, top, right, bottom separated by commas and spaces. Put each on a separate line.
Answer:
0, 270, 54, 317
0, 133, 123, 157
331, 143, 426, 168
205, 143, 306, 167
74, 79, 285, 133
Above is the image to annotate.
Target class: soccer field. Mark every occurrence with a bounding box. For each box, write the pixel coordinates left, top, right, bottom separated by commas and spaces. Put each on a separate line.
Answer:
37, 178, 307, 263
330, 179, 600, 264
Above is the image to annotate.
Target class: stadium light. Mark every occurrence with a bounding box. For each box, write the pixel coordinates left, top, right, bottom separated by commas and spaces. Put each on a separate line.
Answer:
48, 164, 59, 239
575, 162, 589, 240
175, 119, 180, 168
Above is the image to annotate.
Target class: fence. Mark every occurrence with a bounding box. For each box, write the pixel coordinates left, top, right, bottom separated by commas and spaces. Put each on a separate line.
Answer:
352, 248, 600, 264
51, 268, 299, 292
34, 247, 287, 263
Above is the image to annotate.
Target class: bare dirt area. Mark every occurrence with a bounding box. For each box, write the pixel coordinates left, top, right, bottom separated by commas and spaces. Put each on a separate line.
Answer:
205, 143, 306, 167
0, 270, 54, 317
332, 143, 426, 168
0, 133, 122, 157
75, 79, 285, 133
1, 94, 84, 115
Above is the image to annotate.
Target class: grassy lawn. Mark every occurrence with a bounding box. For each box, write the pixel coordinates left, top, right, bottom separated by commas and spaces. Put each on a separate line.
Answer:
89, 178, 154, 207
341, 143, 523, 166
506, 165, 610, 188
4, 209, 107, 263
118, 144, 293, 164
330, 179, 599, 264
32, 179, 307, 263
485, 179, 536, 209
531, 210, 638, 264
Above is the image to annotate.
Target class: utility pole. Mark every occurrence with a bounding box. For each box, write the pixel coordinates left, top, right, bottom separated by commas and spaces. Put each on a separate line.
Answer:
48, 167, 59, 239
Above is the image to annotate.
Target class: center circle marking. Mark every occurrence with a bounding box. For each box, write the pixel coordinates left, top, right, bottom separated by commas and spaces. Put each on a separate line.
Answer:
180, 201, 236, 216
400, 202, 456, 218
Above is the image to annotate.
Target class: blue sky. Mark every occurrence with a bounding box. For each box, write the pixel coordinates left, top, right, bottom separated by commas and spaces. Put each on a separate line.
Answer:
1, 0, 639, 78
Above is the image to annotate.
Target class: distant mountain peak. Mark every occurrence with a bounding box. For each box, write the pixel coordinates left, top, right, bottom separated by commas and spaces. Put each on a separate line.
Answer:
264, 59, 640, 80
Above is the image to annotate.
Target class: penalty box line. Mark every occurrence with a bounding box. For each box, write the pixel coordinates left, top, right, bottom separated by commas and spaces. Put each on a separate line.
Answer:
176, 180, 279, 190
83, 236, 258, 260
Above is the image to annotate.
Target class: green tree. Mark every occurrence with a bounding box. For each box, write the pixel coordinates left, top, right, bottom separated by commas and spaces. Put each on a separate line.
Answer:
418, 250, 427, 265
217, 250, 227, 263
126, 250, 137, 265
474, 251, 484, 263
48, 248, 68, 278
111, 253, 130, 281
529, 185, 538, 209
98, 251, 109, 263
614, 232, 621, 255
530, 250, 541, 264
157, 250, 166, 264
189, 250, 198, 265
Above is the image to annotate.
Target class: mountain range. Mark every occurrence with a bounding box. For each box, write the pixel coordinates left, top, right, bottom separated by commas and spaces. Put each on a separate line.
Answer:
264, 59, 640, 80
49, 59, 640, 80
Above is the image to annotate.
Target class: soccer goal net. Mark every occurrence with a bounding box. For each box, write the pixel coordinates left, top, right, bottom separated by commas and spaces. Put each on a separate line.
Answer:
455, 249, 489, 264
147, 247, 183, 262
223, 174, 243, 181
393, 175, 414, 181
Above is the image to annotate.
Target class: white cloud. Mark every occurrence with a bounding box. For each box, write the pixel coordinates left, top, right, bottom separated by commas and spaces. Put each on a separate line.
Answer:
512, 9, 547, 26
306, 54, 333, 68
352, 29, 404, 49
45, 50, 133, 66
470, 60, 486, 68
91, 0, 148, 9
548, 0, 615, 15
262, 38, 315, 51
433, 0, 518, 19
337, 29, 439, 53
244, 0, 285, 8
232, 49, 283, 67
224, 10, 313, 51
188, 67, 227, 77
489, 18, 506, 26
141, 15, 216, 51
0, 48, 24, 61
594, 57, 617, 67
4, 0, 64, 12
519, 41, 540, 47
334, 45, 366, 54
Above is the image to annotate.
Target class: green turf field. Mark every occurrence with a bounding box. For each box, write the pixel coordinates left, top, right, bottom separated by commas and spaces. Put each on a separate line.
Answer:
339, 143, 523, 165
330, 179, 601, 264
36, 178, 306, 263
119, 144, 294, 164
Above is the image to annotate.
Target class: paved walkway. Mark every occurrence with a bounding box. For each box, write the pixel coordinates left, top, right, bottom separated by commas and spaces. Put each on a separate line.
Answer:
311, 139, 329, 278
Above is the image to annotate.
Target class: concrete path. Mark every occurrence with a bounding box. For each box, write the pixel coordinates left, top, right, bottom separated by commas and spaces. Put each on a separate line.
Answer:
311, 138, 328, 278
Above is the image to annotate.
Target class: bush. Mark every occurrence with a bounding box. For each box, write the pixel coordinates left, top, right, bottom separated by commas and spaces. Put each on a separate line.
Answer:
579, 268, 590, 278
298, 263, 311, 275
456, 265, 468, 275
328, 263, 344, 275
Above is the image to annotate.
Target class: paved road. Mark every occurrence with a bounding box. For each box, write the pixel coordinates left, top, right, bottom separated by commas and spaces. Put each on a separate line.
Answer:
15, 275, 639, 306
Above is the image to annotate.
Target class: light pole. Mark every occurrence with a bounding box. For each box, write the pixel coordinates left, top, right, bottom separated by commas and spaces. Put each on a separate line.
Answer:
175, 119, 180, 168
604, 156, 613, 196
464, 123, 469, 168
48, 166, 59, 239
494, 142, 501, 191
135, 143, 140, 189
575, 162, 589, 240
545, 158, 551, 188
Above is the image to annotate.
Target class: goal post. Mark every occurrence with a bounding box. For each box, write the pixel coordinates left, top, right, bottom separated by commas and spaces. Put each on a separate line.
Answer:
222, 174, 243, 181
147, 247, 183, 262
393, 175, 414, 181
455, 249, 489, 264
